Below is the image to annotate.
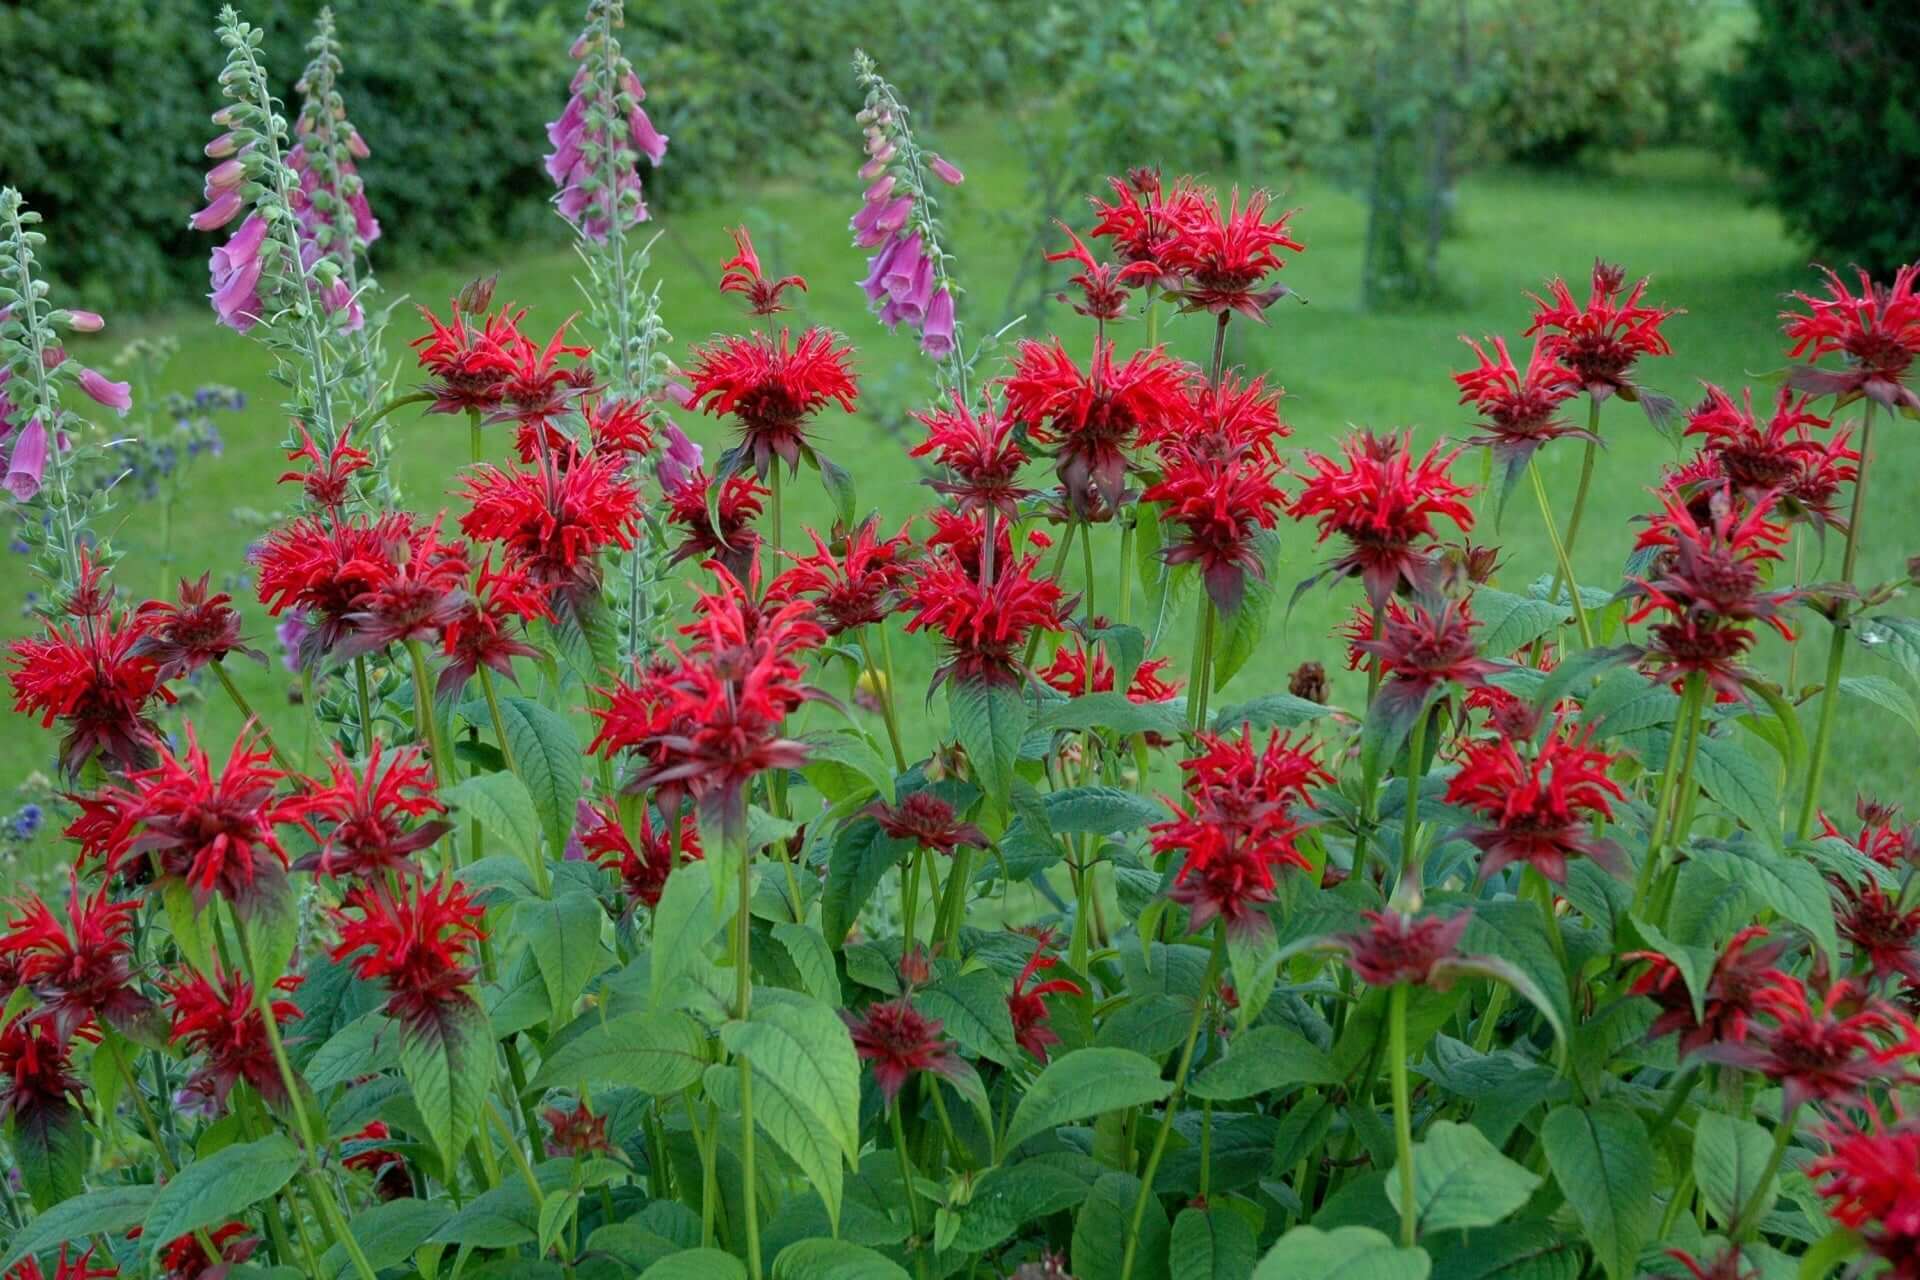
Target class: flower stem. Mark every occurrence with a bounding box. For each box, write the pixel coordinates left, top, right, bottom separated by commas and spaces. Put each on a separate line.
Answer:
863, 625, 909, 771
468, 406, 483, 468
1527, 458, 1593, 649
1023, 521, 1079, 670
1541, 411, 1600, 611
1120, 926, 1224, 1280
1399, 703, 1429, 895
1080, 515, 1096, 622
732, 833, 762, 1279
211, 662, 295, 774
1636, 674, 1702, 909
1797, 404, 1876, 838
353, 655, 375, 749
404, 638, 451, 790
1390, 981, 1417, 1247
1188, 597, 1216, 733
890, 1102, 932, 1280
1118, 510, 1135, 629
1732, 1104, 1798, 1242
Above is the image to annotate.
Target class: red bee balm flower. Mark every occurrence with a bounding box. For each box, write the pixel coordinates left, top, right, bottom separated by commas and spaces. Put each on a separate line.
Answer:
844, 997, 962, 1104
1046, 222, 1155, 320
331, 874, 488, 1037
295, 738, 451, 878
1142, 445, 1286, 615
768, 516, 915, 635
90, 725, 303, 910
4, 1243, 116, 1280
0, 1017, 86, 1136
1712, 974, 1920, 1109
1291, 430, 1476, 607
1833, 878, 1920, 987
337, 517, 472, 658
460, 454, 641, 606
436, 555, 553, 698
1149, 729, 1331, 933
0, 872, 156, 1042
865, 790, 985, 857
498, 318, 594, 426
686, 327, 858, 479
1812, 1109, 1920, 1269
1680, 385, 1853, 530
718, 226, 806, 316
1162, 187, 1303, 320
1783, 263, 1920, 410
544, 1100, 614, 1158
1524, 259, 1678, 402
1453, 335, 1583, 471
133, 574, 265, 681
1334, 910, 1472, 988
910, 390, 1034, 519
1086, 168, 1211, 287
902, 549, 1067, 689
663, 468, 766, 579
411, 300, 523, 415
279, 423, 371, 511
254, 512, 442, 665
1356, 597, 1503, 718
162, 963, 301, 1111
1003, 337, 1191, 514
1007, 933, 1083, 1062
1037, 642, 1180, 705
1445, 720, 1627, 883
155, 1222, 258, 1280
1627, 925, 1786, 1059
577, 800, 701, 910
8, 606, 169, 776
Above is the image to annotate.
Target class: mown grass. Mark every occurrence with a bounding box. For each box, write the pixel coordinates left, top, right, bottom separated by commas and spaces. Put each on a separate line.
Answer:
7, 111, 1903, 861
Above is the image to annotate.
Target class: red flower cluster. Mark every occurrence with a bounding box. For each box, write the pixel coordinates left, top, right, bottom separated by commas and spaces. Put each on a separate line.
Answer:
1812, 1108, 1920, 1274
133, 574, 264, 681
844, 997, 961, 1105
577, 800, 701, 910
437, 555, 553, 698
280, 423, 371, 512
330, 873, 488, 1037
1833, 877, 1920, 987
1292, 430, 1476, 607
1161, 187, 1303, 320
663, 467, 767, 578
1628, 925, 1786, 1059
1356, 597, 1502, 712
901, 546, 1067, 689
910, 390, 1034, 519
1007, 931, 1081, 1062
1046, 223, 1154, 320
1712, 973, 1920, 1109
1087, 169, 1211, 286
1453, 335, 1583, 470
460, 452, 640, 607
1677, 385, 1853, 530
1784, 263, 1920, 410
0, 872, 154, 1042
866, 790, 985, 857
1524, 259, 1677, 401
1445, 719, 1626, 883
4, 1244, 116, 1280
295, 738, 450, 878
254, 512, 460, 666
1148, 728, 1330, 933
768, 516, 915, 635
544, 1100, 614, 1158
162, 963, 302, 1111
1334, 910, 1471, 988
590, 572, 823, 830
411, 299, 524, 415
718, 226, 806, 316
1003, 337, 1190, 515
1141, 437, 1286, 615
1036, 640, 1179, 706
686, 327, 858, 478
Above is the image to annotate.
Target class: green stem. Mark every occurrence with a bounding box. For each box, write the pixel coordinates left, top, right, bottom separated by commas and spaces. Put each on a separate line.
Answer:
1524, 867, 1568, 971
733, 833, 762, 1279
211, 662, 294, 774
1118, 511, 1135, 629
1541, 417, 1599, 610
468, 407, 483, 468
863, 626, 909, 772
1390, 982, 1417, 1248
1080, 515, 1096, 622
1120, 926, 1225, 1280
1797, 406, 1875, 837
354, 655, 375, 749
357, 389, 433, 438
405, 637, 452, 791
1023, 522, 1080, 670
1527, 458, 1593, 649
1399, 704, 1429, 896
890, 1102, 932, 1279
1732, 1105, 1799, 1242
1635, 676, 1702, 910
1188, 597, 1216, 732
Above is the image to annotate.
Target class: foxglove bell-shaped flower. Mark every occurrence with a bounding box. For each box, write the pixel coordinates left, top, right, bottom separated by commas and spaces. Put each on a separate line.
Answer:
547, 1, 666, 243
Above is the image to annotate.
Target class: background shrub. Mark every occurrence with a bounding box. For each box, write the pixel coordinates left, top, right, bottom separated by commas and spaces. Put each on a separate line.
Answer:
1722, 0, 1920, 272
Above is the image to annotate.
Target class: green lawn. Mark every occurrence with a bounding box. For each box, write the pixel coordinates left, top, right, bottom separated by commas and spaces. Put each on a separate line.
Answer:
6, 112, 1906, 839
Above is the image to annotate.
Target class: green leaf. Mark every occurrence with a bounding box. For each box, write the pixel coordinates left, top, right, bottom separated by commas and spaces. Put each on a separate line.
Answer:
160, 876, 214, 977
307, 1011, 402, 1090
1839, 675, 1920, 738
400, 997, 495, 1174
721, 1000, 862, 1233
142, 1134, 301, 1258
521, 890, 609, 1019
948, 678, 1027, 808
1, 1184, 154, 1271
1580, 668, 1680, 739
530, 1010, 708, 1094
641, 1250, 749, 1279
1691, 732, 1783, 846
820, 816, 909, 946
1686, 841, 1839, 966
1427, 1221, 1581, 1280
497, 695, 584, 861
1384, 1120, 1543, 1235
237, 868, 299, 991
1472, 589, 1564, 658
1190, 1023, 1341, 1099
1253, 1225, 1432, 1280
1212, 528, 1282, 691
1212, 691, 1330, 733
772, 1238, 910, 1279
1540, 1102, 1656, 1280
1044, 785, 1163, 834
1004, 1048, 1175, 1153
319, 1197, 450, 1280
772, 921, 840, 1006
1074, 1171, 1170, 1280
818, 455, 857, 528
951, 1160, 1095, 1251
1170, 1204, 1260, 1280
12, 1095, 88, 1211
1035, 691, 1188, 738
1693, 1110, 1778, 1230
801, 729, 896, 804
916, 969, 1021, 1067
652, 862, 736, 1009
442, 771, 542, 871
1461, 900, 1571, 1046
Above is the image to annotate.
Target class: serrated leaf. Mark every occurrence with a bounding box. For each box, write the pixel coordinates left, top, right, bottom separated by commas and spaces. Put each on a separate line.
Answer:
1190, 1023, 1341, 1099
951, 1160, 1094, 1252
1212, 528, 1282, 691
530, 1010, 708, 1094
1044, 784, 1163, 834
307, 1011, 402, 1090
12, 1094, 87, 1211
1691, 732, 1783, 846
1252, 1224, 1432, 1280
1004, 1047, 1175, 1153
1839, 675, 1920, 738
442, 771, 542, 872
820, 816, 909, 946
772, 1238, 909, 1279
916, 969, 1021, 1066
497, 695, 584, 862
1212, 691, 1330, 732
1, 1184, 154, 1271
319, 1197, 450, 1280
1170, 1204, 1259, 1280
801, 729, 896, 804
1034, 691, 1188, 738
1385, 1120, 1543, 1235
1428, 1221, 1581, 1280
1540, 1102, 1655, 1280
1686, 842, 1839, 966
1693, 1110, 1778, 1230
652, 862, 735, 1009
521, 890, 608, 1019
721, 1001, 862, 1233
400, 997, 494, 1173
1461, 900, 1570, 1046
1074, 1171, 1170, 1280
1473, 589, 1564, 658
949, 678, 1027, 808
142, 1134, 301, 1258
772, 921, 840, 1005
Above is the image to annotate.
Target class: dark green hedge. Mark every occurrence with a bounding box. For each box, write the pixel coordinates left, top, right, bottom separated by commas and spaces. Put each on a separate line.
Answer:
0, 0, 1027, 313
1722, 0, 1920, 272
